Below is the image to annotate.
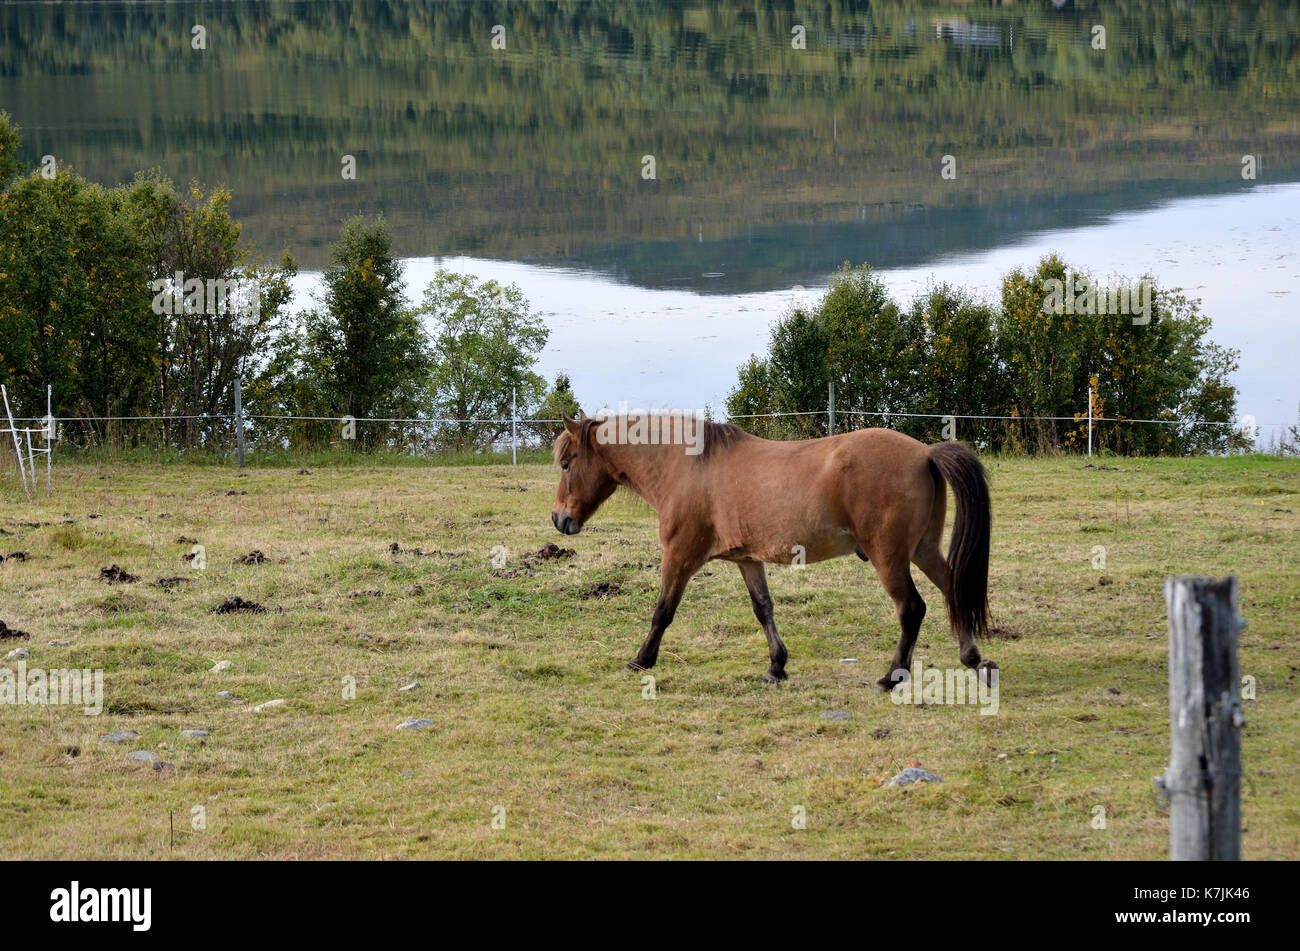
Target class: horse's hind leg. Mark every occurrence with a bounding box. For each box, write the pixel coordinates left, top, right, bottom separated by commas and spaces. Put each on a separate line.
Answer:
913, 536, 991, 675
737, 560, 788, 683
867, 548, 927, 692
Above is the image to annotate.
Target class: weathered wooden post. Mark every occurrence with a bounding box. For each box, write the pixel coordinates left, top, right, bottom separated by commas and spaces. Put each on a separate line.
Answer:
234, 378, 246, 468
1159, 575, 1245, 860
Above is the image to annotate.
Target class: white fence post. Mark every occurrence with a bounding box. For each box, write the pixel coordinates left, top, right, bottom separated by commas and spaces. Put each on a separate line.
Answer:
45, 383, 52, 494
1088, 380, 1094, 458
828, 381, 835, 435
2, 384, 31, 500
234, 378, 246, 468
511, 387, 517, 465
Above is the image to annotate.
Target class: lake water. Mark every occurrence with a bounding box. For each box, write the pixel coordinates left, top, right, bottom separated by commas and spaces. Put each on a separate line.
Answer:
6, 0, 1299, 441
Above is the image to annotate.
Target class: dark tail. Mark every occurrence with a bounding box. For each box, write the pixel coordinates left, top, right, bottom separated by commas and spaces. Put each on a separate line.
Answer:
928, 441, 991, 640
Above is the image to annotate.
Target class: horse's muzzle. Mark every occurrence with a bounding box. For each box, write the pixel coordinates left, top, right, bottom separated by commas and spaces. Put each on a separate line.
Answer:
552, 511, 582, 535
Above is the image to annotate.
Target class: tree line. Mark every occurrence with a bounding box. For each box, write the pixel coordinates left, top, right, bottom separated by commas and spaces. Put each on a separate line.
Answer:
726, 261, 1244, 455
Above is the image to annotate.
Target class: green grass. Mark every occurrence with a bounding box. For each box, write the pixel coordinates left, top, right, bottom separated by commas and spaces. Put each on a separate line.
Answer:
0, 454, 1297, 859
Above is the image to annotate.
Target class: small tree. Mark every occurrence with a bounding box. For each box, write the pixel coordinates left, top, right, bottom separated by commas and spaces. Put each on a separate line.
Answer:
0, 166, 156, 443
0, 112, 21, 187
908, 283, 1005, 446
817, 264, 920, 432
420, 269, 548, 452
299, 216, 431, 450
123, 173, 297, 450
532, 373, 581, 443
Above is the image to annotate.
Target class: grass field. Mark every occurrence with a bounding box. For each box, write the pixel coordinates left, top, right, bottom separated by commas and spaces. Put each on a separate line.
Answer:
1, 453, 1297, 859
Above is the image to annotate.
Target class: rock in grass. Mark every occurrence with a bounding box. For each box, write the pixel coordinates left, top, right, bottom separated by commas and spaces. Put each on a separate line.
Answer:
5, 646, 30, 660
839, 657, 859, 664
250, 698, 284, 713
820, 710, 852, 721
216, 690, 242, 703
883, 767, 943, 787
101, 731, 141, 744
127, 750, 158, 763
396, 718, 434, 731
210, 660, 231, 673
151, 761, 176, 773
398, 681, 420, 692
180, 729, 209, 738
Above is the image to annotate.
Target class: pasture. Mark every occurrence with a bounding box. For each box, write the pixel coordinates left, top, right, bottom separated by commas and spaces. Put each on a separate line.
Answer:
0, 453, 1297, 859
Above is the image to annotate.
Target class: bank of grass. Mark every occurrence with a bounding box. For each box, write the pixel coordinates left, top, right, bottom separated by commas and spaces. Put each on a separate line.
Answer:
0, 454, 1296, 859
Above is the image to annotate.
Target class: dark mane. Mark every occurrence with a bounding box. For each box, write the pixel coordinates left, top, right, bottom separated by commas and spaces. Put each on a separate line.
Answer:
553, 416, 746, 462
699, 420, 745, 459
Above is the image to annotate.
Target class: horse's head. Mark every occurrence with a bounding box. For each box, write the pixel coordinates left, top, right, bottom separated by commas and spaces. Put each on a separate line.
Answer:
551, 412, 617, 535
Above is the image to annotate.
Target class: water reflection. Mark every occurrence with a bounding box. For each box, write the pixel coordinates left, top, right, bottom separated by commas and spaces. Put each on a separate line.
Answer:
3, 0, 1297, 286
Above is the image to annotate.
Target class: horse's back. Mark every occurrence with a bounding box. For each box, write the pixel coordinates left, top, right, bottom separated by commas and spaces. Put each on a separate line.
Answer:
702, 427, 935, 564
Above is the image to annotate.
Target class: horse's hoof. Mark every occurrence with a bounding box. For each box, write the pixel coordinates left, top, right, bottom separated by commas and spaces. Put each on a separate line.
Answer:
874, 669, 908, 692
625, 659, 649, 673
977, 659, 999, 686
763, 669, 788, 684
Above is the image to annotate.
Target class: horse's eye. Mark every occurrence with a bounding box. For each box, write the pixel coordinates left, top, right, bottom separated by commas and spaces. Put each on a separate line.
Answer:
561, 461, 570, 471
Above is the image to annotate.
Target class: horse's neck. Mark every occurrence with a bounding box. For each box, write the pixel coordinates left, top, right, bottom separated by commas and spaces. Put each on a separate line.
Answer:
597, 442, 680, 511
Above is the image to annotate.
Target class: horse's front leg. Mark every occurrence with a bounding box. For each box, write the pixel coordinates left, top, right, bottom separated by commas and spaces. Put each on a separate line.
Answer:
737, 560, 788, 683
626, 547, 703, 673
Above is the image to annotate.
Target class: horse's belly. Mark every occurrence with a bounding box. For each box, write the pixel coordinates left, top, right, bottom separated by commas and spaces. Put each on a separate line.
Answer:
722, 522, 859, 565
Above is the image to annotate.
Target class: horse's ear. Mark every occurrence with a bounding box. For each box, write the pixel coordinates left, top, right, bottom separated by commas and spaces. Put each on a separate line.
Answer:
578, 409, 589, 422
563, 414, 581, 435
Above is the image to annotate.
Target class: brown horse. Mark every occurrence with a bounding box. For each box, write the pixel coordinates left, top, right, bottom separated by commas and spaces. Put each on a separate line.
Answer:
551, 412, 993, 689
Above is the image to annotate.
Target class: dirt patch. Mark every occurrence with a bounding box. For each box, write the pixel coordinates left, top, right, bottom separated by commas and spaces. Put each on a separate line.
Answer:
581, 581, 621, 600
225, 490, 248, 496
236, 550, 266, 565
986, 626, 1022, 640
348, 589, 384, 599
212, 596, 267, 615
176, 536, 197, 545
526, 543, 576, 563
153, 577, 189, 589
0, 620, 32, 641
100, 565, 139, 584
2, 551, 29, 563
